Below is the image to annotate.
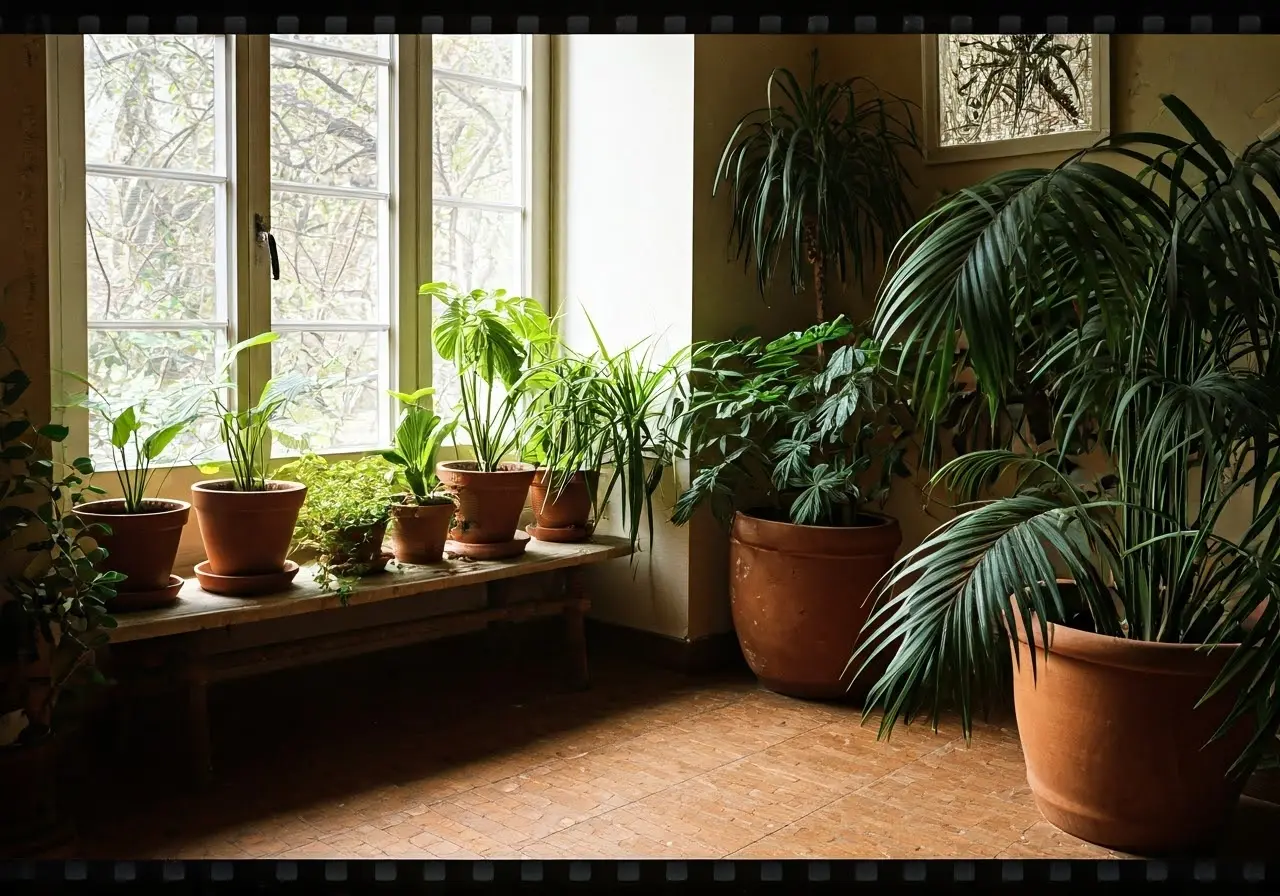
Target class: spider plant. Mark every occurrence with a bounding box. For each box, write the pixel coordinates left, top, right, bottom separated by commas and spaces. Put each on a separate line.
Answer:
424, 283, 556, 471
670, 316, 912, 529
853, 95, 1280, 773
716, 49, 920, 327
951, 34, 1089, 140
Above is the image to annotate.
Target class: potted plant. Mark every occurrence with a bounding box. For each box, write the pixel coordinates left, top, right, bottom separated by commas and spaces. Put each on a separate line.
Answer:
716, 49, 919, 331
670, 316, 912, 699
276, 453, 395, 597
424, 283, 555, 559
523, 355, 603, 542
190, 333, 313, 594
853, 96, 1280, 854
59, 381, 197, 609
0, 330, 118, 852
381, 386, 458, 564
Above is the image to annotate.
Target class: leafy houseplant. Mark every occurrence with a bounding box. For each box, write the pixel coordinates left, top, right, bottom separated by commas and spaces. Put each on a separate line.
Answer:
523, 355, 603, 541
276, 453, 395, 598
425, 283, 555, 558
189, 333, 313, 591
855, 95, 1280, 853
716, 50, 920, 330
381, 386, 458, 564
60, 379, 197, 608
0, 326, 119, 849
670, 315, 912, 698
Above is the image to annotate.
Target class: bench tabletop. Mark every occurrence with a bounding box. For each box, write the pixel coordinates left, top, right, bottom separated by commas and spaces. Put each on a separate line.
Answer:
109, 536, 631, 644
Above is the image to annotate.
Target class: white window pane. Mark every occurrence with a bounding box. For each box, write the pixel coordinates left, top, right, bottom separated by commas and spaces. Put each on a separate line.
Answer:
87, 329, 219, 465
270, 45, 382, 188
433, 35, 519, 82
276, 34, 390, 58
271, 190, 380, 323
86, 175, 218, 323
432, 77, 518, 203
84, 35, 218, 172
273, 331, 384, 452
431, 206, 521, 292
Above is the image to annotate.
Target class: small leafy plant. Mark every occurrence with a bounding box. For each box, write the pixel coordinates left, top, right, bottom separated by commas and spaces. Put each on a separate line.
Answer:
0, 326, 119, 750
425, 283, 556, 471
671, 316, 912, 528
58, 377, 196, 513
275, 452, 395, 597
194, 332, 312, 491
382, 386, 457, 505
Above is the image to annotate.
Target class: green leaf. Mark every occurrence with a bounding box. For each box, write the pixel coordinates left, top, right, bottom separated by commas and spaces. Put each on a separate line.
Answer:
142, 419, 192, 462
110, 405, 139, 449
37, 423, 69, 443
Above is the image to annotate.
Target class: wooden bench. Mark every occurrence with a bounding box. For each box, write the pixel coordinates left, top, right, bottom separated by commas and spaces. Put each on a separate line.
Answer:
105, 536, 631, 783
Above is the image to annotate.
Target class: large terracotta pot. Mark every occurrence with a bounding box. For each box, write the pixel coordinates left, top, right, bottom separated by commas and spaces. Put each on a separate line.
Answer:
436, 461, 535, 551
389, 499, 455, 564
75, 498, 189, 591
191, 480, 306, 577
1010, 612, 1255, 853
528, 470, 592, 531
729, 510, 902, 699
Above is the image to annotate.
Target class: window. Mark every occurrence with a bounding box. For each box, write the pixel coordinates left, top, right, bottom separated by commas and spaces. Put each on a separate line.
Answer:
47, 34, 547, 467
920, 34, 1110, 164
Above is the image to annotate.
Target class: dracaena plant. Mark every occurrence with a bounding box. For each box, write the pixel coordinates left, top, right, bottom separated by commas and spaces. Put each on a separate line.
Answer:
57, 376, 197, 513
424, 283, 556, 471
382, 386, 457, 504
717, 49, 920, 327
670, 316, 912, 529
192, 333, 312, 491
853, 95, 1280, 774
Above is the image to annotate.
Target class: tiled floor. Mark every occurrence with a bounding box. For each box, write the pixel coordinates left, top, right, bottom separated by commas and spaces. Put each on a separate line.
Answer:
79, 630, 1279, 860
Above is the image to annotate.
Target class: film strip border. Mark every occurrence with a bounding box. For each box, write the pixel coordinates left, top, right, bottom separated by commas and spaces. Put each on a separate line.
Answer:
1, 13, 1279, 33
0, 858, 1275, 886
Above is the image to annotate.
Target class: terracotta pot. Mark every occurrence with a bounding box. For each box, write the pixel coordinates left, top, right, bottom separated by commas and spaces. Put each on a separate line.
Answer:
436, 461, 535, 545
729, 510, 902, 700
389, 499, 455, 564
191, 480, 307, 577
329, 519, 388, 570
1010, 611, 1256, 853
75, 499, 189, 592
529, 470, 592, 531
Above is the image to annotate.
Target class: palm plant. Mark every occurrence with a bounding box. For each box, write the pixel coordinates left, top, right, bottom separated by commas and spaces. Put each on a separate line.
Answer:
716, 49, 920, 328
853, 95, 1280, 772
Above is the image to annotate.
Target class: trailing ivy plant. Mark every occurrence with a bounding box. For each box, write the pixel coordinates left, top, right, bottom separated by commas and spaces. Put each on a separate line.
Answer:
0, 324, 119, 750
275, 452, 396, 600
670, 316, 913, 528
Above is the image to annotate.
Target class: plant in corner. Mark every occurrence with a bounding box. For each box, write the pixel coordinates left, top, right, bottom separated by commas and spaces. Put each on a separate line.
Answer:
0, 324, 119, 850
853, 95, 1280, 854
716, 49, 919, 331
276, 453, 396, 597
381, 386, 458, 565
424, 282, 556, 559
669, 316, 913, 699
59, 380, 198, 610
189, 332, 313, 595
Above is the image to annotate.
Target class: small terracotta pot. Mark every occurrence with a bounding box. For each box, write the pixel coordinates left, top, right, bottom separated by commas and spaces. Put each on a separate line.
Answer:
1010, 608, 1256, 853
528, 469, 593, 531
389, 499, 455, 564
329, 519, 388, 570
75, 498, 189, 592
191, 479, 307, 577
436, 461, 535, 547
729, 510, 902, 700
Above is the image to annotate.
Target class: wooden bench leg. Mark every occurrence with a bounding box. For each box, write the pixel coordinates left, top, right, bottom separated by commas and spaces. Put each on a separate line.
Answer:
564, 571, 590, 691
183, 654, 213, 788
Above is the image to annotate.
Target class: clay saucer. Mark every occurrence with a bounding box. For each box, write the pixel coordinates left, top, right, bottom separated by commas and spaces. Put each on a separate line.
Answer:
526, 523, 591, 544
445, 531, 531, 561
111, 575, 185, 612
194, 560, 300, 597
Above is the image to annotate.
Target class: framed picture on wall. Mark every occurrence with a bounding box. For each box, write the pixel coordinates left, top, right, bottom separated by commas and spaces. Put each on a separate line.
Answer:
921, 34, 1111, 164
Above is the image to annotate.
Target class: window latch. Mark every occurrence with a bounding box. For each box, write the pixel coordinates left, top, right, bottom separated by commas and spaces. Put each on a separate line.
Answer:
254, 213, 280, 281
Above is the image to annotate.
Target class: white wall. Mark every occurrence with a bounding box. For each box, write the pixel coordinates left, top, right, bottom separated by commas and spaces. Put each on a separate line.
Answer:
554, 35, 696, 639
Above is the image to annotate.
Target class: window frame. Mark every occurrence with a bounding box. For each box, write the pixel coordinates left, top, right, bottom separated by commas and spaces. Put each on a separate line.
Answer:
46, 33, 551, 470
